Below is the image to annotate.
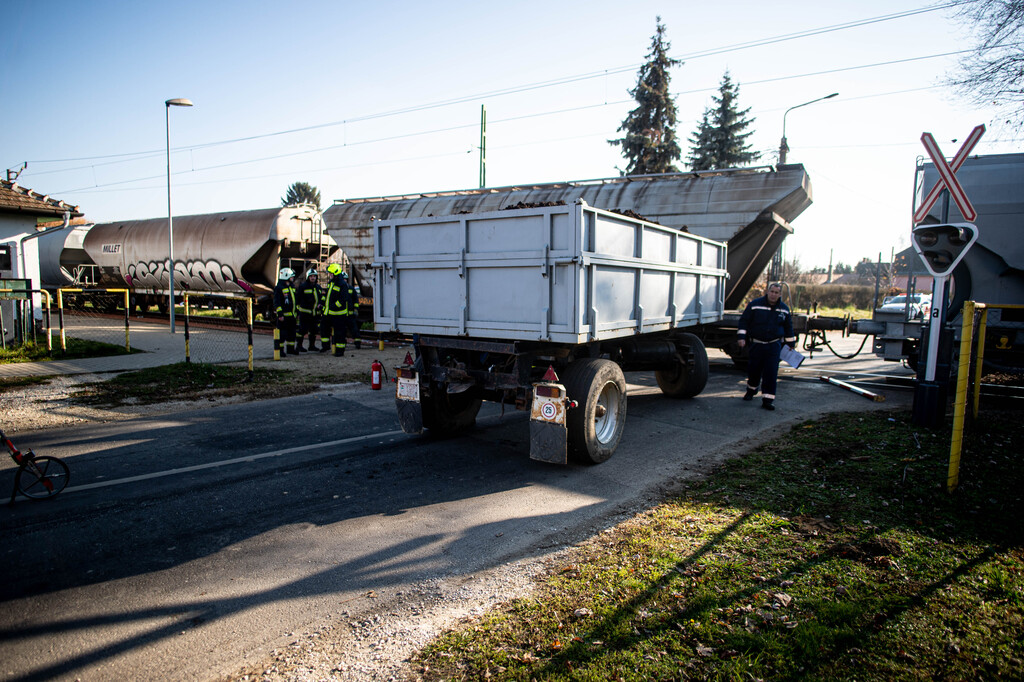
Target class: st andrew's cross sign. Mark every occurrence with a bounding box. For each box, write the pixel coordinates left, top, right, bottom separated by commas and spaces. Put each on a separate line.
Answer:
913, 124, 985, 224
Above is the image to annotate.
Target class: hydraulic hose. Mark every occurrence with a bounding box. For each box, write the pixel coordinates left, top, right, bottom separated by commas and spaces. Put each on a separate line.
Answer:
802, 329, 870, 360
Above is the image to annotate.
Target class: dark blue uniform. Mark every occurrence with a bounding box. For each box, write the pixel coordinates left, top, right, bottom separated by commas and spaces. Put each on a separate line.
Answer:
738, 294, 796, 407
273, 280, 299, 355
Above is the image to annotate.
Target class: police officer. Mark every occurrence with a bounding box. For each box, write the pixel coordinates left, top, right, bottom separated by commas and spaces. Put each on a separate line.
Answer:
319, 263, 352, 356
296, 268, 323, 352
737, 282, 796, 411
342, 271, 361, 350
273, 268, 299, 355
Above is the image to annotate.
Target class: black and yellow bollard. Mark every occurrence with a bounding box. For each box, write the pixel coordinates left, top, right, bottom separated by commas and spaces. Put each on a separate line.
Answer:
273, 327, 282, 361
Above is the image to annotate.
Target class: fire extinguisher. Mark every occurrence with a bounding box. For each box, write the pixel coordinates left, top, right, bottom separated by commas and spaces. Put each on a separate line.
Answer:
371, 359, 383, 390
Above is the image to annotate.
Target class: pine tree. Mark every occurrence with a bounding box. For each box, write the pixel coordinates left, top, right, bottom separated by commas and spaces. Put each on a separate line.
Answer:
282, 182, 321, 209
609, 19, 683, 175
687, 71, 760, 171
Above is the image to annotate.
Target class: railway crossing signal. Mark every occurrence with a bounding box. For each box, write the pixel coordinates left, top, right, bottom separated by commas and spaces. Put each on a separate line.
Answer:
913, 125, 985, 224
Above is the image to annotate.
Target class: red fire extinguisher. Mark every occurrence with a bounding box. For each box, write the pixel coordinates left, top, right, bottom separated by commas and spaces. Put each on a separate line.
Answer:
371, 359, 383, 390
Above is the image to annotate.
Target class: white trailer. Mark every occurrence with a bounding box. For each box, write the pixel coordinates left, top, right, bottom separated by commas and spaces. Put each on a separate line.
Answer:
373, 201, 727, 464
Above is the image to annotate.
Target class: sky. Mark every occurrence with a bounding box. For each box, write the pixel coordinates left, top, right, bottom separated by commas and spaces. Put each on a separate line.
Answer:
1, 0, 1019, 270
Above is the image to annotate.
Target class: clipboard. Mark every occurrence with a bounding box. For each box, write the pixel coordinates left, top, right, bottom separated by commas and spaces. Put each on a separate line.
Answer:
780, 345, 805, 369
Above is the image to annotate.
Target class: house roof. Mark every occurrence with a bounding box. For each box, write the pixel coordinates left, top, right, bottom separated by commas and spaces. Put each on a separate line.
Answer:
0, 179, 82, 218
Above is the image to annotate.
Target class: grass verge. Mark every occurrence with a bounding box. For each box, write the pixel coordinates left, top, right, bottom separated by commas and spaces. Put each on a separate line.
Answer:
0, 338, 135, 364
68, 362, 366, 407
0, 375, 54, 395
412, 409, 1024, 681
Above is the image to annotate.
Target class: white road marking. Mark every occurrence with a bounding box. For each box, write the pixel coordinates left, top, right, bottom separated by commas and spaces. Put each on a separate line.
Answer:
64, 429, 407, 493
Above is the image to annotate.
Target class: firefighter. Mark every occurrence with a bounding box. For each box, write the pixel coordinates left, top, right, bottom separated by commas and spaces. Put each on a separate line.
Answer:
342, 271, 361, 350
273, 268, 299, 355
296, 268, 323, 352
319, 262, 352, 356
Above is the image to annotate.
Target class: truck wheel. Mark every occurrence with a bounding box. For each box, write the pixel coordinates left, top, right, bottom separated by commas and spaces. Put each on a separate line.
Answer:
422, 385, 482, 435
655, 333, 709, 398
564, 358, 627, 464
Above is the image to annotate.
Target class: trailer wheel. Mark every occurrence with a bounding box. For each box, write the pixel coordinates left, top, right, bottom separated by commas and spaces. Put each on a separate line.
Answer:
655, 333, 709, 398
564, 358, 627, 464
422, 385, 482, 435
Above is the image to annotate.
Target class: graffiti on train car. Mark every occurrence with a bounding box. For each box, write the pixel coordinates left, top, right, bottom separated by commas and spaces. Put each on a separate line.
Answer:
125, 259, 255, 293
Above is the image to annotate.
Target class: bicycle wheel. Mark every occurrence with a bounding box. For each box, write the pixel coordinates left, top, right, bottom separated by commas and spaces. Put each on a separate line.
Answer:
16, 456, 70, 500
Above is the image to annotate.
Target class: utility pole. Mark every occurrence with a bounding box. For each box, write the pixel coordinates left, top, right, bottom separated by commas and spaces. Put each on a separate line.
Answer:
479, 104, 487, 188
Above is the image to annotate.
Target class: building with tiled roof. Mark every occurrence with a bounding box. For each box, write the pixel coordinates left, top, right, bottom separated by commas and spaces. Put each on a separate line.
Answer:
0, 179, 82, 219
1, 179, 83, 341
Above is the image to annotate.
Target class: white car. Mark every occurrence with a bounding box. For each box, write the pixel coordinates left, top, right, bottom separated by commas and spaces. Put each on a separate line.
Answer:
877, 294, 931, 320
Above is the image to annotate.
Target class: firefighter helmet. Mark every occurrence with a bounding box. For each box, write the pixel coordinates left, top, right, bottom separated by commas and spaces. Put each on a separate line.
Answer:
278, 267, 296, 280
326, 263, 342, 276
305, 268, 318, 279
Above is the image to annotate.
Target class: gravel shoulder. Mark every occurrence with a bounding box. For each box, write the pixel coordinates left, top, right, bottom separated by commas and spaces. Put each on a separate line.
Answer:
0, 343, 414, 434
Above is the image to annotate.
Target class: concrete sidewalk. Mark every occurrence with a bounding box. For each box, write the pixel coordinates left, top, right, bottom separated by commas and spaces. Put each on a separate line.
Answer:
0, 318, 277, 377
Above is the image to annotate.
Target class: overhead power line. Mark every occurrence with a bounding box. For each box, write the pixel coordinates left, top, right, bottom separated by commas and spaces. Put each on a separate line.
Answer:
27, 3, 953, 171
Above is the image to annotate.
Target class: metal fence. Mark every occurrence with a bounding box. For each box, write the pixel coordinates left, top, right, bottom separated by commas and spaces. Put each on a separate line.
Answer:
57, 288, 131, 353
1, 286, 53, 351
947, 301, 1024, 492
182, 293, 255, 376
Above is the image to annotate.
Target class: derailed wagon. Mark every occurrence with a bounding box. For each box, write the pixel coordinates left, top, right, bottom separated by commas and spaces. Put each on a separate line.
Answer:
374, 201, 727, 464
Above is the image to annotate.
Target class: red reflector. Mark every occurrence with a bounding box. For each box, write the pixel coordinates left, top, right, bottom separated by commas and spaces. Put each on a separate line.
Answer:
403, 352, 414, 365
397, 368, 415, 379
535, 385, 561, 398
542, 365, 559, 382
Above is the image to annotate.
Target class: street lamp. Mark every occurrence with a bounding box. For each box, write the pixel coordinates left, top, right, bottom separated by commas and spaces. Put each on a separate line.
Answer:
165, 97, 193, 333
778, 92, 837, 165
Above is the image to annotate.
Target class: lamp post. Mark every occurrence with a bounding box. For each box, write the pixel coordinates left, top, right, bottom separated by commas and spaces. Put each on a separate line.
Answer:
778, 92, 837, 165
165, 97, 193, 333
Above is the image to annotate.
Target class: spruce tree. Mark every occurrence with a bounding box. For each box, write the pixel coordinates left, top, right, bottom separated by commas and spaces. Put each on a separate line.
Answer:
687, 71, 760, 171
281, 181, 321, 209
609, 19, 683, 175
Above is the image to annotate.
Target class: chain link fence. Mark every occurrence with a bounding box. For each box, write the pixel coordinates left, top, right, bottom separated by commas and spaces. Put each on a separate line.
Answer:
182, 293, 255, 376
1, 285, 54, 351
55, 288, 131, 353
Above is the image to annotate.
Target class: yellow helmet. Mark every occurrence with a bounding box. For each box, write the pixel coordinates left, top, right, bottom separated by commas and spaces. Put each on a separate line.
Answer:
326, 263, 342, 276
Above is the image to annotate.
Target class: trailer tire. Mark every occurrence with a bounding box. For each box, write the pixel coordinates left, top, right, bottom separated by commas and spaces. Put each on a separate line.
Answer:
564, 358, 627, 465
655, 333, 709, 398
422, 385, 482, 435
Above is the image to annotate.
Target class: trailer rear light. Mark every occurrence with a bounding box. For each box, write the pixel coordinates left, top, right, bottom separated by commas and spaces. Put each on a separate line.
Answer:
534, 384, 562, 398
396, 368, 416, 379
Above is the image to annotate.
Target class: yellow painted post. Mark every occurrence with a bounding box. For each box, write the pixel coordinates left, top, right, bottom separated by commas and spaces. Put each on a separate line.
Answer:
40, 290, 52, 351
247, 297, 254, 378
972, 306, 988, 419
184, 294, 191, 363
58, 289, 67, 352
948, 300, 976, 493
122, 289, 130, 352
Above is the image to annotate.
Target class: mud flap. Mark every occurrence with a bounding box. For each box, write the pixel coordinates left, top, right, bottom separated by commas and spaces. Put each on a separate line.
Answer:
395, 366, 423, 434
396, 399, 423, 434
530, 419, 567, 464
529, 380, 571, 464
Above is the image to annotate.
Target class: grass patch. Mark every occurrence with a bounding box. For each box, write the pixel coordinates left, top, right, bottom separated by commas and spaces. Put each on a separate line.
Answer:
68, 362, 367, 407
0, 338, 135, 364
0, 375, 54, 395
413, 410, 1024, 681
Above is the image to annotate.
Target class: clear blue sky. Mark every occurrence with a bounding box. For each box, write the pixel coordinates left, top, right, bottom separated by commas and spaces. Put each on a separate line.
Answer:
2, 0, 1017, 269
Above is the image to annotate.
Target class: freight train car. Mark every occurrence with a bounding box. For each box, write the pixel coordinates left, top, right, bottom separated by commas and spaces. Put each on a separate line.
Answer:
36, 204, 338, 316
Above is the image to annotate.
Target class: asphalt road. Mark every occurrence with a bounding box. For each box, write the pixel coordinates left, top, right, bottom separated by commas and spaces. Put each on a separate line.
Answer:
0, 339, 911, 681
